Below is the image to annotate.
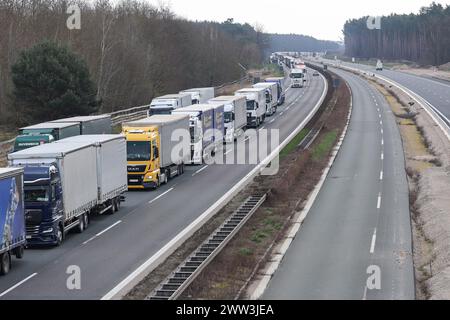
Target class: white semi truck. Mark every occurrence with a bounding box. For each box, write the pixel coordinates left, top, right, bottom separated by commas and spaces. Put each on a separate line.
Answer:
376, 60, 383, 71
235, 88, 266, 127
252, 82, 278, 116
179, 87, 215, 104
172, 104, 220, 164
208, 95, 247, 143
290, 68, 306, 88
149, 93, 192, 116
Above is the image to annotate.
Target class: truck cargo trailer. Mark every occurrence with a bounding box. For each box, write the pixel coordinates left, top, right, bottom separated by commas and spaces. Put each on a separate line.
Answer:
14, 122, 80, 152
0, 168, 25, 275
208, 95, 247, 143
51, 115, 112, 135
172, 104, 216, 164
55, 135, 127, 213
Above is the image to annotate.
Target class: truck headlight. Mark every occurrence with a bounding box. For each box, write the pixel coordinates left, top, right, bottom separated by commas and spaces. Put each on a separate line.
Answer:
42, 227, 54, 234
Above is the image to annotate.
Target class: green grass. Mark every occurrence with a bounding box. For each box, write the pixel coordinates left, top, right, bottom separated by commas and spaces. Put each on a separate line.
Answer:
312, 130, 338, 161
265, 63, 284, 77
238, 247, 253, 256
112, 124, 122, 134
279, 129, 309, 159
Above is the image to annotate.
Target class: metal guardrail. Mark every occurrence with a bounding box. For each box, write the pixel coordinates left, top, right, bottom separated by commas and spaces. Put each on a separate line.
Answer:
330, 63, 450, 141
147, 194, 266, 300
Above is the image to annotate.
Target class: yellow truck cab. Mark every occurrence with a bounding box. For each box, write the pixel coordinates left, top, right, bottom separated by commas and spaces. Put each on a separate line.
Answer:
122, 115, 190, 189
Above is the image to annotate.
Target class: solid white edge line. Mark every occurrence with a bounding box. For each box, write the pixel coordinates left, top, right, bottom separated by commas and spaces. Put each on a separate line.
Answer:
101, 70, 328, 300
0, 273, 38, 298
148, 188, 174, 204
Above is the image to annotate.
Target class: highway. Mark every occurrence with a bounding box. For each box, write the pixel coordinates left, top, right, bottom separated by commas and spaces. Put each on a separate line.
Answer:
324, 59, 450, 121
263, 67, 415, 300
0, 71, 326, 299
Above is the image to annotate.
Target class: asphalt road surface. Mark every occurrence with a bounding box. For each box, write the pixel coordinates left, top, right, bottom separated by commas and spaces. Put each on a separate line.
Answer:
263, 67, 415, 300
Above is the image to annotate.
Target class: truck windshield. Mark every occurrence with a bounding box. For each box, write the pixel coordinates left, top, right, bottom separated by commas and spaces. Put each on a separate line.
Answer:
25, 188, 49, 202
246, 101, 256, 110
150, 108, 173, 115
127, 141, 151, 161
291, 73, 304, 79
224, 112, 233, 123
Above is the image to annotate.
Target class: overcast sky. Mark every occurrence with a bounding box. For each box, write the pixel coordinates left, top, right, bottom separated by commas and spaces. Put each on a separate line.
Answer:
145, 0, 449, 41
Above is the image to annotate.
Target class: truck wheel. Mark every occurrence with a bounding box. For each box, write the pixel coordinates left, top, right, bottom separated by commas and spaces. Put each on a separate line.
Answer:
14, 245, 24, 259
83, 213, 89, 229
56, 226, 63, 246
76, 214, 85, 233
0, 252, 11, 275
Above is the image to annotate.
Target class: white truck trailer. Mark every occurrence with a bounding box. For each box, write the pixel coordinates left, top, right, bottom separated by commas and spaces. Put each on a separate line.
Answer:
208, 95, 247, 143
55, 135, 127, 209
172, 104, 216, 164
179, 87, 215, 104
51, 115, 112, 135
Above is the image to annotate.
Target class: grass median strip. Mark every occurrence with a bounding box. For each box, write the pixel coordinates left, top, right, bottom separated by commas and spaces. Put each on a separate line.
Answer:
312, 130, 338, 161
279, 129, 309, 159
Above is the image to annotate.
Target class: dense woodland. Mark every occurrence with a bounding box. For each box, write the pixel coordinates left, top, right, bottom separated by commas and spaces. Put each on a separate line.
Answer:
0, 0, 268, 126
268, 34, 340, 54
344, 2, 450, 66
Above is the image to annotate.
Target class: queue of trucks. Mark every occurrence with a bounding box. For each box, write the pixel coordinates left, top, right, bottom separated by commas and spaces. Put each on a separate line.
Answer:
0, 61, 294, 275
13, 115, 112, 152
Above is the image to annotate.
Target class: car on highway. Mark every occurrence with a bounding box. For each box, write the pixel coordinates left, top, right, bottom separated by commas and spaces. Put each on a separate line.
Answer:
313, 71, 320, 76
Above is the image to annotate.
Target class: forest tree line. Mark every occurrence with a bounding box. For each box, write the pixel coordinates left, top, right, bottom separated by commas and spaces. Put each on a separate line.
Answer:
343, 2, 450, 66
0, 0, 267, 126
268, 34, 340, 54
